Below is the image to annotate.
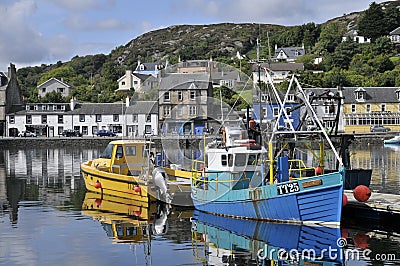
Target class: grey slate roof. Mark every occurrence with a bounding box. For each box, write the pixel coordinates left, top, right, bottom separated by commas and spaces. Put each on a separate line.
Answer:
126, 101, 158, 114
69, 103, 126, 114
135, 62, 165, 71
342, 87, 400, 103
274, 47, 305, 59
158, 73, 212, 91
390, 26, 400, 35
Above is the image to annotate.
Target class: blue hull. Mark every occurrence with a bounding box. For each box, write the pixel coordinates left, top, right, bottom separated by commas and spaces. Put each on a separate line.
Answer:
192, 171, 344, 225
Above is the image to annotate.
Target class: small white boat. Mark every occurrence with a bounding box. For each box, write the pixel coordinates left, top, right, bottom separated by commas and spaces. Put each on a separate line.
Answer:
384, 135, 400, 144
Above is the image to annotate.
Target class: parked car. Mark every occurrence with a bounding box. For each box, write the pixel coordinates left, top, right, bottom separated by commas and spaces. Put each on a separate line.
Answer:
18, 131, 36, 137
96, 129, 116, 137
370, 125, 391, 132
62, 129, 82, 137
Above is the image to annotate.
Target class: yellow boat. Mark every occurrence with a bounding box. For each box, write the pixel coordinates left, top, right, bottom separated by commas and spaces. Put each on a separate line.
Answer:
80, 140, 192, 205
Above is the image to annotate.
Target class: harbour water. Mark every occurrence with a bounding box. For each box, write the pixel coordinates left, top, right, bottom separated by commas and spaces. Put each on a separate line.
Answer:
0, 142, 399, 265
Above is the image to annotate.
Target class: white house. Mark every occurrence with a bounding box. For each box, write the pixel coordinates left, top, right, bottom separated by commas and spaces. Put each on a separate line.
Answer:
389, 26, 400, 43
252, 62, 304, 84
342, 30, 371, 44
117, 70, 158, 93
273, 45, 305, 62
135, 60, 166, 77
37, 77, 72, 98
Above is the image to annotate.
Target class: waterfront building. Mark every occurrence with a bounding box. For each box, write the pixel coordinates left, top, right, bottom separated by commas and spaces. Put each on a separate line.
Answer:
342, 87, 400, 133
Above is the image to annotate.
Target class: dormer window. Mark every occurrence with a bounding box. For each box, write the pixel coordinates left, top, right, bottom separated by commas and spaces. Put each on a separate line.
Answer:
287, 94, 295, 102
139, 64, 145, 71
354, 87, 366, 102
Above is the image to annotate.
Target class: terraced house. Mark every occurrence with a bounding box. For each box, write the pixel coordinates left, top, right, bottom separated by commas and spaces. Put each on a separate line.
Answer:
342, 87, 400, 133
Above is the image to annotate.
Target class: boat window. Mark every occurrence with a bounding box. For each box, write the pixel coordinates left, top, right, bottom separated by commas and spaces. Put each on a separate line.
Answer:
235, 154, 247, 167
228, 154, 233, 167
100, 144, 113, 159
221, 155, 227, 166
248, 154, 258, 165
125, 146, 136, 156
116, 146, 123, 158
126, 227, 137, 236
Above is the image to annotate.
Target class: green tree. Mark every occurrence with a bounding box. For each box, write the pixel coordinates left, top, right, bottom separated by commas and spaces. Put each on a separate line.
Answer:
314, 22, 345, 54
329, 39, 360, 69
37, 66, 76, 85
358, 2, 387, 41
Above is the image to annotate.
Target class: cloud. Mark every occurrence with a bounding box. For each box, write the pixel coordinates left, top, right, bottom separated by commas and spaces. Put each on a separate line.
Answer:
42, 0, 116, 11
64, 15, 135, 31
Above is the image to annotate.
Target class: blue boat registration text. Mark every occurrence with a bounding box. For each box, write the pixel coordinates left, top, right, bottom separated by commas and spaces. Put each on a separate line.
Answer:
276, 182, 300, 195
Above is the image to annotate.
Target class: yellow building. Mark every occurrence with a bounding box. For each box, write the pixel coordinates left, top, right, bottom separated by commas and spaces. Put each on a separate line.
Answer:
342, 87, 400, 133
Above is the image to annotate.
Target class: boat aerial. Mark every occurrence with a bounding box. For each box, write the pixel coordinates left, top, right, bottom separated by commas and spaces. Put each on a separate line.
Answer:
80, 140, 191, 205
190, 74, 344, 226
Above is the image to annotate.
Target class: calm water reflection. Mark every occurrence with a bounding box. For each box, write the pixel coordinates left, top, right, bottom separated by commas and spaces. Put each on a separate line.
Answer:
0, 143, 399, 265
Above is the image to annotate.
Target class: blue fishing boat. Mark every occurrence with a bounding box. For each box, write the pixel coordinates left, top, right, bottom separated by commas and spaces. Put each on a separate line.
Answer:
191, 210, 343, 265
191, 75, 344, 226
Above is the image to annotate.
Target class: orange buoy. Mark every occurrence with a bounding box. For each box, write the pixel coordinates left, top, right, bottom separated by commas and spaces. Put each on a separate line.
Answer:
342, 194, 348, 206
315, 165, 323, 175
94, 181, 102, 189
134, 186, 141, 193
353, 185, 371, 202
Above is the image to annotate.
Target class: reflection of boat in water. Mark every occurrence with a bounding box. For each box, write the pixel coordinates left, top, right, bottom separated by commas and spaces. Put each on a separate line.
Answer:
80, 140, 192, 206
191, 210, 343, 265
81, 192, 192, 244
384, 135, 400, 145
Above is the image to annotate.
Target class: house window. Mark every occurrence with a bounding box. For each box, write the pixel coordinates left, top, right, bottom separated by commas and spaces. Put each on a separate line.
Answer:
96, 114, 102, 122
189, 106, 197, 116
381, 104, 386, 112
139, 64, 145, 70
287, 94, 295, 102
164, 92, 170, 101
42, 88, 46, 93
26, 115, 32, 124
113, 114, 119, 122
82, 126, 88, 135
351, 104, 356, 113
58, 115, 63, 124
177, 105, 183, 116
178, 91, 183, 101
41, 115, 47, 124
92, 126, 98, 135
146, 115, 151, 122
53, 105, 57, 110
190, 91, 196, 100
145, 125, 151, 134
34, 105, 38, 110
121, 81, 125, 85
79, 114, 85, 122
42, 105, 47, 111
273, 107, 279, 116
58, 127, 63, 135
57, 87, 64, 93
366, 104, 371, 113
163, 106, 171, 117
132, 114, 138, 122
9, 115, 15, 124
61, 105, 65, 111
134, 81, 138, 85
26, 105, 30, 111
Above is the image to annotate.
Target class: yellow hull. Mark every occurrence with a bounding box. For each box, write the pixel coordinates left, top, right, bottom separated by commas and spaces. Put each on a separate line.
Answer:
164, 167, 193, 179
81, 161, 154, 202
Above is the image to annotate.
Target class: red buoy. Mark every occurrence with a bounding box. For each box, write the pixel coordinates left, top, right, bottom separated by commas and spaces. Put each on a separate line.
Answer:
353, 233, 370, 249
134, 210, 142, 216
134, 186, 141, 193
353, 185, 371, 202
94, 181, 102, 189
94, 199, 102, 207
342, 194, 348, 206
315, 165, 323, 175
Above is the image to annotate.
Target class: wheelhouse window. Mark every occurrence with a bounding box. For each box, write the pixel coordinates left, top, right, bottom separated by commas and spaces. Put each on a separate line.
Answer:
234, 154, 247, 167
100, 144, 114, 159
221, 155, 227, 166
125, 146, 136, 156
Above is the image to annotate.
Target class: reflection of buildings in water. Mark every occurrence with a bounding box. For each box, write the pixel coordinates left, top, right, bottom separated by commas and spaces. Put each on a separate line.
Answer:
4, 148, 102, 189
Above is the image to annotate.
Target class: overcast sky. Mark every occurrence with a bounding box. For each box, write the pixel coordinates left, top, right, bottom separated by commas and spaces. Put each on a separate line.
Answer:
0, 0, 385, 69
